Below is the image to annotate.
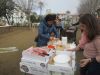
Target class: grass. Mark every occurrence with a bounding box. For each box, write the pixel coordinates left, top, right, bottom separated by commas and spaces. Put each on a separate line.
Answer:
0, 27, 38, 75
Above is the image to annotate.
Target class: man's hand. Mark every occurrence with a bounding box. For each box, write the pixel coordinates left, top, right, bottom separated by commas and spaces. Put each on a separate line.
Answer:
50, 37, 55, 41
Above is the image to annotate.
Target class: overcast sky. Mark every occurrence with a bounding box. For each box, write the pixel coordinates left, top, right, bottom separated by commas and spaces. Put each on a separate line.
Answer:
36, 0, 80, 15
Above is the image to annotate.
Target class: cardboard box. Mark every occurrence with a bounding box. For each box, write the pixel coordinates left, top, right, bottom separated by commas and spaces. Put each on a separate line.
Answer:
48, 63, 72, 73
20, 48, 76, 75
20, 55, 50, 75
22, 47, 55, 62
20, 61, 49, 75
48, 51, 76, 74
21, 57, 49, 69
20, 53, 55, 75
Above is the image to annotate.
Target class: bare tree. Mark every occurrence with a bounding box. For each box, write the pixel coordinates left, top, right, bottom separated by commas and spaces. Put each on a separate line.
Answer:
14, 0, 37, 14
0, 0, 15, 24
13, 0, 38, 27
38, 1, 44, 21
78, 0, 100, 15
38, 1, 44, 15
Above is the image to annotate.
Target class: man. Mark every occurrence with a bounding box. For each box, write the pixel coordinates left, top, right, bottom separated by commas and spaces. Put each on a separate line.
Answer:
37, 14, 60, 47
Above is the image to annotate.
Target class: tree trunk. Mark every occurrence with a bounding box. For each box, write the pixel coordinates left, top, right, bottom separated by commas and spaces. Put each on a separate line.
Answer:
26, 14, 31, 29
5, 15, 10, 25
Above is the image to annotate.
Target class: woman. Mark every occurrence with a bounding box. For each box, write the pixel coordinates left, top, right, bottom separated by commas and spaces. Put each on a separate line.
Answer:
68, 14, 100, 75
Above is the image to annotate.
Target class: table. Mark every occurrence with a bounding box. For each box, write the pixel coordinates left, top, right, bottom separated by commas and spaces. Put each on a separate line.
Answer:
20, 47, 76, 75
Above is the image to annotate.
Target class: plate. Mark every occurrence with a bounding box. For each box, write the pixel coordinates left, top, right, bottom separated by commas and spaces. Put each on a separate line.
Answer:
53, 54, 70, 64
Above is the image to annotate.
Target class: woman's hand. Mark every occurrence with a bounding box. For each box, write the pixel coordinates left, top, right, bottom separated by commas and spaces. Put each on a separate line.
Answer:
80, 58, 91, 67
66, 48, 75, 51
67, 46, 80, 51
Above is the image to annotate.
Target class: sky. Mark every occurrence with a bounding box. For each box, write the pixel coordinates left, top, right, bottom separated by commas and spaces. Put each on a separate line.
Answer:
36, 0, 80, 15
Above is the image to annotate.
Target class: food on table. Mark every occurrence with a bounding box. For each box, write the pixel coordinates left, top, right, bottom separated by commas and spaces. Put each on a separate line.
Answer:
56, 45, 64, 51
57, 40, 62, 45
47, 45, 55, 49
31, 48, 49, 57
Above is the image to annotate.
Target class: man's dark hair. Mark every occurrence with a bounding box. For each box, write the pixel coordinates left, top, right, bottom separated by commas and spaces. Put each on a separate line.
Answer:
52, 14, 57, 19
79, 14, 98, 41
45, 14, 56, 22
